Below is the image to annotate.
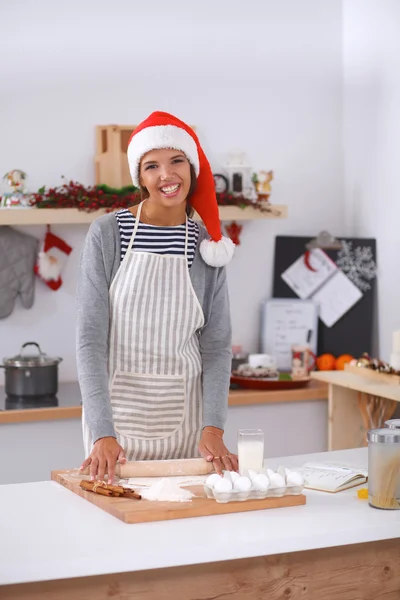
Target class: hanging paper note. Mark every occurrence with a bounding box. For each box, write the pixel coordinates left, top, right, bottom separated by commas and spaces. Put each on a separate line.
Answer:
281, 248, 337, 299
281, 248, 363, 327
311, 270, 362, 327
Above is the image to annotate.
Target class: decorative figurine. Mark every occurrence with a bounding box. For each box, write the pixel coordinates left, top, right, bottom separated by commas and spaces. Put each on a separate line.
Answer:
252, 170, 274, 200
0, 169, 33, 208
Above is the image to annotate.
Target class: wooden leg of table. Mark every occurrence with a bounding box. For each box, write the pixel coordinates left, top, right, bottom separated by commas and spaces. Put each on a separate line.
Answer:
2, 538, 399, 600
328, 384, 365, 450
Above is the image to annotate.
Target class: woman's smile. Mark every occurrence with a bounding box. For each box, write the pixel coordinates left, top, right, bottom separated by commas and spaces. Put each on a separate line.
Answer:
159, 182, 181, 198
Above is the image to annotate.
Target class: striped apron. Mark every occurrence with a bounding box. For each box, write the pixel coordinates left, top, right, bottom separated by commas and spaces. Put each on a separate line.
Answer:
82, 200, 205, 460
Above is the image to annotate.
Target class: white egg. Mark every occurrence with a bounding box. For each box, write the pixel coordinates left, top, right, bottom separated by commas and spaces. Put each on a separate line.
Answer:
223, 470, 232, 481
266, 468, 275, 478
230, 471, 240, 482
252, 473, 269, 491
206, 473, 222, 488
269, 473, 286, 488
247, 469, 258, 482
233, 476, 252, 492
214, 478, 233, 493
277, 466, 287, 481
286, 471, 304, 486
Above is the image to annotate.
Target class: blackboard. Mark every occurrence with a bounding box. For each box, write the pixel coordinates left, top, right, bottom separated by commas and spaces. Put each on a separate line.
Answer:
272, 236, 377, 358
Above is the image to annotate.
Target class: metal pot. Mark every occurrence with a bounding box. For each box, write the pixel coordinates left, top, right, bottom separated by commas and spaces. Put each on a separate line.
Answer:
0, 342, 63, 397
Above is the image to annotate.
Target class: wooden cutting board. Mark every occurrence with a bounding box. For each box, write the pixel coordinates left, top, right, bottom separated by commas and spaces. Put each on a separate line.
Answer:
52, 470, 306, 524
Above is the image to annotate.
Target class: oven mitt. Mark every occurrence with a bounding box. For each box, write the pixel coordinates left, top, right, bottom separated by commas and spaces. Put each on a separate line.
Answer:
0, 226, 39, 318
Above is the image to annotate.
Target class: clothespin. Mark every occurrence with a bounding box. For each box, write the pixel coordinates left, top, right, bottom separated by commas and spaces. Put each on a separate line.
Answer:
306, 230, 342, 251
304, 231, 342, 271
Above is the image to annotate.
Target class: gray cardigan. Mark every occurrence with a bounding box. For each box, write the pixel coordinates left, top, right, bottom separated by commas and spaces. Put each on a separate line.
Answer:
76, 213, 232, 443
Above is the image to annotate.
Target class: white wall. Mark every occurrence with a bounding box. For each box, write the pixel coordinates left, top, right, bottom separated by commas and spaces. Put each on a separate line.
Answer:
343, 0, 400, 360
0, 0, 344, 382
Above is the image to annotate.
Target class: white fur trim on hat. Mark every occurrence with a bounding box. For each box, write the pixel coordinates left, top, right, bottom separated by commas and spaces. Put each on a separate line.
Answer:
127, 125, 200, 186
200, 236, 235, 267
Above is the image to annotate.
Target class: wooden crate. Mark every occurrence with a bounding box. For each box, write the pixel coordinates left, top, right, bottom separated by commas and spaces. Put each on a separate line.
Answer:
95, 123, 197, 189
95, 124, 136, 188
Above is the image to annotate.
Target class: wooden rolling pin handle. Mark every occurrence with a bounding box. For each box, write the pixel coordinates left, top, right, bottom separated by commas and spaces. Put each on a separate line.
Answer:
79, 464, 122, 477
80, 458, 215, 478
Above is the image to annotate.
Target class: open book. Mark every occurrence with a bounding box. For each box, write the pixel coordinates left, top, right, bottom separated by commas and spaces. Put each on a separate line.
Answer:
297, 462, 368, 493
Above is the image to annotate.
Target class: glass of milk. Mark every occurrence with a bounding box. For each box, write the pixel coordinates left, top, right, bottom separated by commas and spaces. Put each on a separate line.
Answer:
238, 429, 264, 476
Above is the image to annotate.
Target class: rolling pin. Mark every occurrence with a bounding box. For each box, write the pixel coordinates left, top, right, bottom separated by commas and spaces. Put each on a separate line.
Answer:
80, 458, 215, 478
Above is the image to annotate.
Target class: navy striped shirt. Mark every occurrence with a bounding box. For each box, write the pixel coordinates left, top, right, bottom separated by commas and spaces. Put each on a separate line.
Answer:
115, 209, 199, 269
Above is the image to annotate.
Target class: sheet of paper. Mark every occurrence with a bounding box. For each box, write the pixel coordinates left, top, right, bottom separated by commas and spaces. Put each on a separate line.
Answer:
311, 270, 362, 327
281, 248, 338, 299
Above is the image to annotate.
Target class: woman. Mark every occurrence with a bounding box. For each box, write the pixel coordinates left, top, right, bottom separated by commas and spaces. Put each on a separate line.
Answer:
77, 111, 236, 483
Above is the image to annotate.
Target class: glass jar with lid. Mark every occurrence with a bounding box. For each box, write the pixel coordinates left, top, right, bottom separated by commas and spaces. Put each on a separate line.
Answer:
367, 428, 400, 510
385, 419, 400, 429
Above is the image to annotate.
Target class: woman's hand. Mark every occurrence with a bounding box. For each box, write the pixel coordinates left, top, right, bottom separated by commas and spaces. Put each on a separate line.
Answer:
199, 427, 238, 474
79, 436, 126, 484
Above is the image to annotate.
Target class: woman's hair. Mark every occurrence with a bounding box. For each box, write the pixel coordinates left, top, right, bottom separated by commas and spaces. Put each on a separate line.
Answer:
138, 163, 197, 217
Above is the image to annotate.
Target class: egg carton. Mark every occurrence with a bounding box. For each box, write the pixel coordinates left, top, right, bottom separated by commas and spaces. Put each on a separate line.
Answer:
204, 482, 304, 504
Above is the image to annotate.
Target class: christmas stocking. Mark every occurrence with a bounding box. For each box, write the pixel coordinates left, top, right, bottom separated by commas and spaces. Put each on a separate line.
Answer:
34, 228, 73, 291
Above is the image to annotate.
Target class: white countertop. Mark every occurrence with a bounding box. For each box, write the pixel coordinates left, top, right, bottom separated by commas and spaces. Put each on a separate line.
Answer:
1, 447, 400, 586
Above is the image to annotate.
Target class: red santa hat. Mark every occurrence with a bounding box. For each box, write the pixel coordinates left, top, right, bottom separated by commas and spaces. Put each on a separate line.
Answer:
127, 111, 235, 267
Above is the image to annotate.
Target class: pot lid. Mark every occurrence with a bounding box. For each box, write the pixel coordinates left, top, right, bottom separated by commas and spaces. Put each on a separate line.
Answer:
3, 342, 62, 367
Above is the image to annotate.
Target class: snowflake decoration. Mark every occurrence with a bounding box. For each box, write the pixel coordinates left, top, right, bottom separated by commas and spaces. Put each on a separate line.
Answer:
336, 241, 377, 292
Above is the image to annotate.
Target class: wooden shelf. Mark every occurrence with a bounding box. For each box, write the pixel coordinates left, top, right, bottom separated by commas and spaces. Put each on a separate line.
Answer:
311, 371, 400, 403
0, 205, 288, 226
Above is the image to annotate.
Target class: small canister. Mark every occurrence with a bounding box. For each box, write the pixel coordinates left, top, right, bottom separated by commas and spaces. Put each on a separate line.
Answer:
385, 419, 400, 429
367, 428, 400, 510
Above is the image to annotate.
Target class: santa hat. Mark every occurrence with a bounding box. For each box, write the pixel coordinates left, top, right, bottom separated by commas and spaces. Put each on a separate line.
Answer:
127, 111, 235, 267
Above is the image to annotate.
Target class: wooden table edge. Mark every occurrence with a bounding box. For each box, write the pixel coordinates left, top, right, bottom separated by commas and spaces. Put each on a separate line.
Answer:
0, 381, 328, 424
0, 406, 82, 424
228, 380, 328, 406
2, 537, 399, 600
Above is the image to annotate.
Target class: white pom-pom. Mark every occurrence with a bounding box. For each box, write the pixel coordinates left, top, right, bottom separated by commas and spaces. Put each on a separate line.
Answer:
200, 237, 235, 267
37, 252, 61, 281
